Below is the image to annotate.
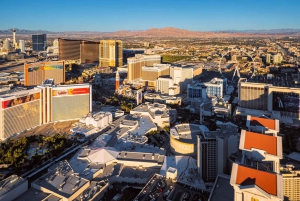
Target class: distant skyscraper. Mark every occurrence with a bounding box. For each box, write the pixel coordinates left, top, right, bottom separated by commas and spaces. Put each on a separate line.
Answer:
127, 54, 161, 82
99, 40, 123, 68
53, 39, 59, 47
32, 34, 47, 51
3, 39, 10, 51
12, 29, 17, 48
19, 40, 25, 52
266, 53, 271, 64
273, 53, 283, 64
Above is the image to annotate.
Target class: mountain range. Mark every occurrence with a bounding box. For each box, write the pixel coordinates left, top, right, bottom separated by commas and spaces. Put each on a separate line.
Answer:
0, 27, 299, 38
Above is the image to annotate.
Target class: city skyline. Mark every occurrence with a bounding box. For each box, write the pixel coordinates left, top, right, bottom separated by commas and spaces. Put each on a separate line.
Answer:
1, 0, 300, 32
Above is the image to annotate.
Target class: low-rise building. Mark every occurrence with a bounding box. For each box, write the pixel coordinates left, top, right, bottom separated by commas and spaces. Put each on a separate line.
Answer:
130, 103, 177, 128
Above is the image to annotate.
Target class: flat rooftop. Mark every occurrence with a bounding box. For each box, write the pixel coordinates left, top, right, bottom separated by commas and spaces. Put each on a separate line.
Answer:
0, 175, 27, 198
209, 174, 234, 201
34, 161, 89, 199
13, 188, 51, 201
171, 123, 201, 143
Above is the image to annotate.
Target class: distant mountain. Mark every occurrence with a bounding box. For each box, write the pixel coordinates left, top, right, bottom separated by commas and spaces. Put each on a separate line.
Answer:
220, 29, 300, 34
0, 29, 56, 34
0, 27, 299, 37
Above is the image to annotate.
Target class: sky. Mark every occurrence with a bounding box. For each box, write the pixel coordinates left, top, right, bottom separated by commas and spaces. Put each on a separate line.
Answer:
1, 0, 300, 32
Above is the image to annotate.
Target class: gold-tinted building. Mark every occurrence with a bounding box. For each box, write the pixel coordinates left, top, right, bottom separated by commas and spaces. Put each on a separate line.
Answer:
99, 40, 123, 67
0, 84, 92, 140
141, 64, 170, 87
281, 165, 300, 201
0, 88, 42, 140
127, 54, 161, 82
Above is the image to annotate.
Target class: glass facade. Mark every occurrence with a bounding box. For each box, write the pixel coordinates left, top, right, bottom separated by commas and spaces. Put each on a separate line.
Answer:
32, 34, 47, 51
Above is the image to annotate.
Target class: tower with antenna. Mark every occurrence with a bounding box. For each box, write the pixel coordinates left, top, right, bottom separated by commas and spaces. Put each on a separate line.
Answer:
12, 28, 17, 48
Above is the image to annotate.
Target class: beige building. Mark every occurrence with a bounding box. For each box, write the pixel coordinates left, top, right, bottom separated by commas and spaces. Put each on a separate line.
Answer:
238, 82, 300, 122
127, 54, 161, 82
156, 77, 180, 95
142, 64, 170, 87
281, 165, 300, 201
99, 40, 123, 67
273, 53, 283, 64
170, 66, 195, 93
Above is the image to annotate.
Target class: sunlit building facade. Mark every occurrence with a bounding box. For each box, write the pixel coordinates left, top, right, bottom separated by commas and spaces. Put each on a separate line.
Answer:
99, 40, 123, 68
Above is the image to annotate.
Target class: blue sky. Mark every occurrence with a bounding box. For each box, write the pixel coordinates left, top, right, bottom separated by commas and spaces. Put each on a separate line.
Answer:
1, 0, 300, 32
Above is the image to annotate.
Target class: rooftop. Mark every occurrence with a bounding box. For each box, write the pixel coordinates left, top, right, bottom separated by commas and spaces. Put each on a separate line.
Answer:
33, 161, 89, 199
235, 164, 277, 196
13, 188, 51, 201
170, 123, 201, 143
208, 174, 234, 201
0, 175, 27, 198
242, 130, 277, 156
247, 115, 279, 131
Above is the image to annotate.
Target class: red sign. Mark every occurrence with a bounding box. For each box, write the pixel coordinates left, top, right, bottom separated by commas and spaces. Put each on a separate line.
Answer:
52, 87, 89, 96
2, 93, 40, 109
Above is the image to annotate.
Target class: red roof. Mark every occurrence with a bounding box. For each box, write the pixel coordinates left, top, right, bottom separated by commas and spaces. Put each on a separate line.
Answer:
244, 131, 277, 155
236, 165, 277, 196
250, 116, 276, 130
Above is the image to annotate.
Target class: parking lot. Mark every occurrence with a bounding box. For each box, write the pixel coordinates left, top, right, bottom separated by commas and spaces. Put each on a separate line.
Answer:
134, 174, 207, 201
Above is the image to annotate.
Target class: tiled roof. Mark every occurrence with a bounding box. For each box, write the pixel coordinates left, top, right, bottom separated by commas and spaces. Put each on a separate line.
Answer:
244, 131, 277, 155
236, 165, 277, 196
250, 116, 276, 130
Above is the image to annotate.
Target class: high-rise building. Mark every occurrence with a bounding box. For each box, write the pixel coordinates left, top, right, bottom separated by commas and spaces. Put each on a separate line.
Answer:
237, 82, 300, 121
200, 125, 239, 181
238, 82, 269, 111
170, 66, 194, 93
80, 40, 100, 64
3, 39, 10, 51
53, 39, 59, 47
142, 64, 170, 87
58, 38, 81, 62
281, 165, 300, 201
19, 40, 25, 52
266, 53, 271, 64
204, 82, 223, 97
24, 61, 65, 86
0, 88, 42, 140
99, 40, 123, 68
156, 77, 173, 95
230, 116, 283, 201
12, 29, 17, 48
0, 83, 92, 140
187, 83, 207, 100
32, 34, 47, 51
127, 54, 161, 82
273, 53, 283, 64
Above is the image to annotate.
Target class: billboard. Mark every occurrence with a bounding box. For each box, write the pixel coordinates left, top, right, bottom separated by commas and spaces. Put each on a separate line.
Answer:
52, 87, 89, 96
2, 92, 40, 109
273, 92, 300, 113
26, 62, 63, 72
